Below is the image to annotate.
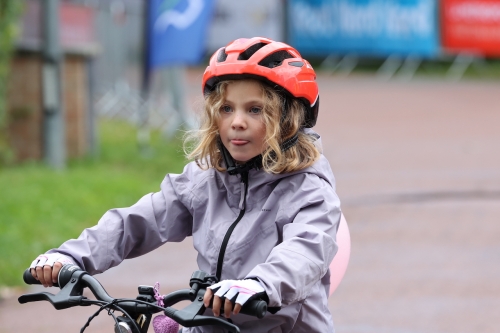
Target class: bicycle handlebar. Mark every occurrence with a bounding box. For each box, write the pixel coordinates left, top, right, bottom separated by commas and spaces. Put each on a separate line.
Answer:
23, 269, 45, 285
20, 266, 268, 333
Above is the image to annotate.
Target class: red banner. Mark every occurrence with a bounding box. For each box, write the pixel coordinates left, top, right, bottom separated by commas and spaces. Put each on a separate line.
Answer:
59, 3, 95, 48
18, 1, 95, 51
441, 0, 500, 57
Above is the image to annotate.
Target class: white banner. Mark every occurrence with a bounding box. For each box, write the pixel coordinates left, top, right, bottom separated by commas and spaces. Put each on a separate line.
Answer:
206, 0, 284, 52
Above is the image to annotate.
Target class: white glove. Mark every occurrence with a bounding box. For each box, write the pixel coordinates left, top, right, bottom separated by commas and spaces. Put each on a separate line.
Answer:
209, 279, 265, 306
30, 252, 76, 269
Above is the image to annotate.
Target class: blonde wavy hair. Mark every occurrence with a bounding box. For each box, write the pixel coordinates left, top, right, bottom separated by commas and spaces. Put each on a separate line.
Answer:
184, 79, 320, 174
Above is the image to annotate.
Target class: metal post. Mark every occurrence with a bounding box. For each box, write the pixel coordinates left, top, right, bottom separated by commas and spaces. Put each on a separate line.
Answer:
282, 0, 289, 43
138, 0, 151, 156
162, 66, 192, 138
42, 0, 65, 169
87, 58, 98, 158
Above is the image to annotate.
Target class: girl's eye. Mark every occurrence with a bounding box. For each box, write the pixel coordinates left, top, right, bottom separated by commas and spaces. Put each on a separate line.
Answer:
221, 105, 232, 113
249, 107, 262, 114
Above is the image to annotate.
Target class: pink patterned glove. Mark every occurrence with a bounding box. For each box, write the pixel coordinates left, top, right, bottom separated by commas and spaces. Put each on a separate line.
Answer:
30, 253, 76, 269
209, 279, 265, 306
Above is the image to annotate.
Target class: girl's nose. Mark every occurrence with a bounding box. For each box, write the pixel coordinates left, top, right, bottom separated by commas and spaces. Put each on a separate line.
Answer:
231, 110, 247, 129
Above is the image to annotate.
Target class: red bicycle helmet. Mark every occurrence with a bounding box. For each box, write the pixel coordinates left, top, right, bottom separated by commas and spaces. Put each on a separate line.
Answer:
202, 37, 319, 128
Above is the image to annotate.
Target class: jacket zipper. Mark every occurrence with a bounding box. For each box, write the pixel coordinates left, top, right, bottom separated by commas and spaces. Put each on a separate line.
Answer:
215, 171, 249, 281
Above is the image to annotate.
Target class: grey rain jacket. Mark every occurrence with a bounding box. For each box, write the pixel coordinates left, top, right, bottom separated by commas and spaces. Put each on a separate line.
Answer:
49, 133, 341, 333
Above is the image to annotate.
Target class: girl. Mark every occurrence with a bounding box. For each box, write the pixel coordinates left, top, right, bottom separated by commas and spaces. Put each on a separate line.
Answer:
30, 37, 342, 333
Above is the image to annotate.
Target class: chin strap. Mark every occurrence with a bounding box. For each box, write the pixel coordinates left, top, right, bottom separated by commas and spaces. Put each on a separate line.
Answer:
218, 132, 299, 176
221, 147, 263, 176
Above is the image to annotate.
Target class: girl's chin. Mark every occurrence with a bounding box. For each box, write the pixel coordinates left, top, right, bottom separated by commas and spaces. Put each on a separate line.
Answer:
234, 158, 251, 164
232, 155, 260, 165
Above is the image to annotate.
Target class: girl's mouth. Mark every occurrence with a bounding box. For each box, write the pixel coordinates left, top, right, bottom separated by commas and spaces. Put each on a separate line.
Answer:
231, 139, 249, 146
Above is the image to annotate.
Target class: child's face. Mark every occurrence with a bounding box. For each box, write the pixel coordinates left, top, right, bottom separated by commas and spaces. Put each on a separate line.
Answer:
217, 80, 267, 164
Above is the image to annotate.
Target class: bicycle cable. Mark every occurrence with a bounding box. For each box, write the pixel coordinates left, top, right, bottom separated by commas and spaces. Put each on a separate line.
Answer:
106, 309, 120, 333
80, 299, 140, 333
80, 297, 172, 333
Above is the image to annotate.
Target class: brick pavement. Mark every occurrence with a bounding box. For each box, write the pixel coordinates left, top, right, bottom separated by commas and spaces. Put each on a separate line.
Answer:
1, 73, 499, 333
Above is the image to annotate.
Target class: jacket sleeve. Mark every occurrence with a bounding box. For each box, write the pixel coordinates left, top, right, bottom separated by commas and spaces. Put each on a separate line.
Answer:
47, 168, 195, 275
245, 172, 341, 307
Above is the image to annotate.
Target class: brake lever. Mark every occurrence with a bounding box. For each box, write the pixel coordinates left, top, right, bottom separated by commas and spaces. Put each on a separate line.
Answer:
18, 270, 88, 310
18, 291, 58, 305
164, 307, 240, 333
162, 287, 240, 333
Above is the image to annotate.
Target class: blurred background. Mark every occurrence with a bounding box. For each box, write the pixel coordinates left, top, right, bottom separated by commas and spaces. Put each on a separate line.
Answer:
0, 0, 499, 332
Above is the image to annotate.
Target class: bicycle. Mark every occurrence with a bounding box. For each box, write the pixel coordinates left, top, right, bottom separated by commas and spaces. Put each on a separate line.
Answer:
18, 265, 268, 333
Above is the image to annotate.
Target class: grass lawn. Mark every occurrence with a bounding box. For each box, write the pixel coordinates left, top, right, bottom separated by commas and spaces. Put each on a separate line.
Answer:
0, 120, 187, 287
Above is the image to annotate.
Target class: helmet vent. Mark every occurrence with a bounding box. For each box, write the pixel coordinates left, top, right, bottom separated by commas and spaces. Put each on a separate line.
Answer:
258, 50, 294, 69
217, 48, 228, 62
237, 42, 268, 60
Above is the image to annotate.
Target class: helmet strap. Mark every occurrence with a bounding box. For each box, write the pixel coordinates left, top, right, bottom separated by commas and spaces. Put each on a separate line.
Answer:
218, 137, 237, 175
217, 131, 298, 177
280, 132, 299, 152
218, 137, 262, 176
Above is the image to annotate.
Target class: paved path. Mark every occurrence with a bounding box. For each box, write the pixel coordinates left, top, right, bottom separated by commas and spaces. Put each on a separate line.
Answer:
319, 75, 500, 333
1, 73, 499, 333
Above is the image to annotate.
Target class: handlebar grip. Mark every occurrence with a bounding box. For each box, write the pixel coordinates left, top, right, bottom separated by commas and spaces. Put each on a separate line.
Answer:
23, 268, 61, 287
23, 269, 42, 285
239, 299, 267, 319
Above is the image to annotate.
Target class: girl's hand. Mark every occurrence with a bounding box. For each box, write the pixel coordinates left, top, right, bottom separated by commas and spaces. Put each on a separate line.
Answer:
203, 279, 266, 318
29, 253, 76, 287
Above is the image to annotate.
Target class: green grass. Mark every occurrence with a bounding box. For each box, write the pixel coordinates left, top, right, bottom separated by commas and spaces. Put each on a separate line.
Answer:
0, 120, 187, 287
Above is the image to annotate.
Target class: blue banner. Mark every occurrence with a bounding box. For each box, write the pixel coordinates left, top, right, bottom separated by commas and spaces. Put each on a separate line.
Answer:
288, 0, 439, 58
149, 0, 215, 67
